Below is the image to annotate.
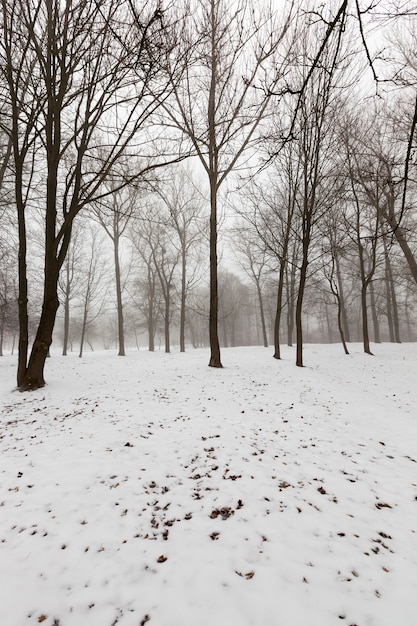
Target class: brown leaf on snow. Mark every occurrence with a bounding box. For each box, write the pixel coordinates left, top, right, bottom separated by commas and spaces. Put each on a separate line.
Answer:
210, 507, 234, 520
38, 616, 47, 623
235, 570, 255, 579
378, 531, 393, 539
375, 502, 392, 509
157, 555, 167, 563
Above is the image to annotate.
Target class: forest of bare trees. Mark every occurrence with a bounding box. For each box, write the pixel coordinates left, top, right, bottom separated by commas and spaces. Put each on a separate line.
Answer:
1, 0, 417, 389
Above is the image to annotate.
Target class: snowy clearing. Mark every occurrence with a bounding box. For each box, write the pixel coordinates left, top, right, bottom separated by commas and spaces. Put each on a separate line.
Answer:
0, 343, 416, 626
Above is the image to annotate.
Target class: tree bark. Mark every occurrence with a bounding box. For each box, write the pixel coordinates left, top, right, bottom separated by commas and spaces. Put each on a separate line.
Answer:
208, 177, 222, 367
335, 252, 350, 342
21, 264, 60, 389
62, 261, 70, 356
255, 280, 268, 348
286, 262, 296, 347
296, 218, 311, 367
179, 248, 186, 352
369, 281, 381, 344
361, 283, 373, 355
114, 234, 126, 356
386, 214, 417, 284
273, 261, 286, 359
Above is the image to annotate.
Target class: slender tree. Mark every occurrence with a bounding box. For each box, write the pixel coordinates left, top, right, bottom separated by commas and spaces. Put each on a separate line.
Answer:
161, 0, 294, 367
151, 167, 204, 352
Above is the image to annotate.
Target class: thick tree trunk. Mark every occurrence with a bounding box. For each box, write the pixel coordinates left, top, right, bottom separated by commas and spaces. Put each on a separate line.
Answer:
295, 260, 307, 367
383, 246, 401, 343
16, 171, 29, 388
296, 221, 310, 367
386, 214, 417, 285
273, 261, 286, 359
20, 18, 63, 390
21, 269, 60, 389
361, 284, 373, 355
208, 178, 222, 367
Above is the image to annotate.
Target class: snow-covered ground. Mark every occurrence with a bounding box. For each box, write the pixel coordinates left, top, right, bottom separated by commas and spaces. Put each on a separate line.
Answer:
0, 343, 416, 626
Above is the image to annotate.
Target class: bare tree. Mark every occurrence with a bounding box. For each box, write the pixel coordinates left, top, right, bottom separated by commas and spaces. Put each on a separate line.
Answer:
344, 125, 382, 355
160, 0, 295, 367
0, 0, 180, 389
290, 22, 346, 367
231, 223, 270, 348
77, 227, 108, 358
129, 204, 179, 353
58, 221, 85, 356
93, 181, 139, 356
151, 166, 205, 352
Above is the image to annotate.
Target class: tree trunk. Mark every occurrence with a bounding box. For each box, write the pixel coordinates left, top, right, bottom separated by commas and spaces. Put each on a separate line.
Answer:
296, 221, 311, 367
336, 291, 349, 354
180, 248, 186, 352
164, 287, 170, 353
21, 266, 60, 389
286, 254, 296, 347
0, 309, 4, 357
208, 177, 222, 367
335, 253, 350, 342
114, 235, 125, 356
390, 276, 401, 343
273, 261, 286, 359
16, 167, 29, 388
79, 304, 88, 358
361, 284, 373, 355
295, 260, 307, 367
369, 281, 381, 344
62, 262, 70, 356
20, 15, 61, 390
386, 213, 417, 284
255, 280, 268, 348
148, 267, 155, 352
383, 244, 401, 343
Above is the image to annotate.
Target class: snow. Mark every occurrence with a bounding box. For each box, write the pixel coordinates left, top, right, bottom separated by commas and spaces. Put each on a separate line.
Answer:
0, 343, 416, 626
